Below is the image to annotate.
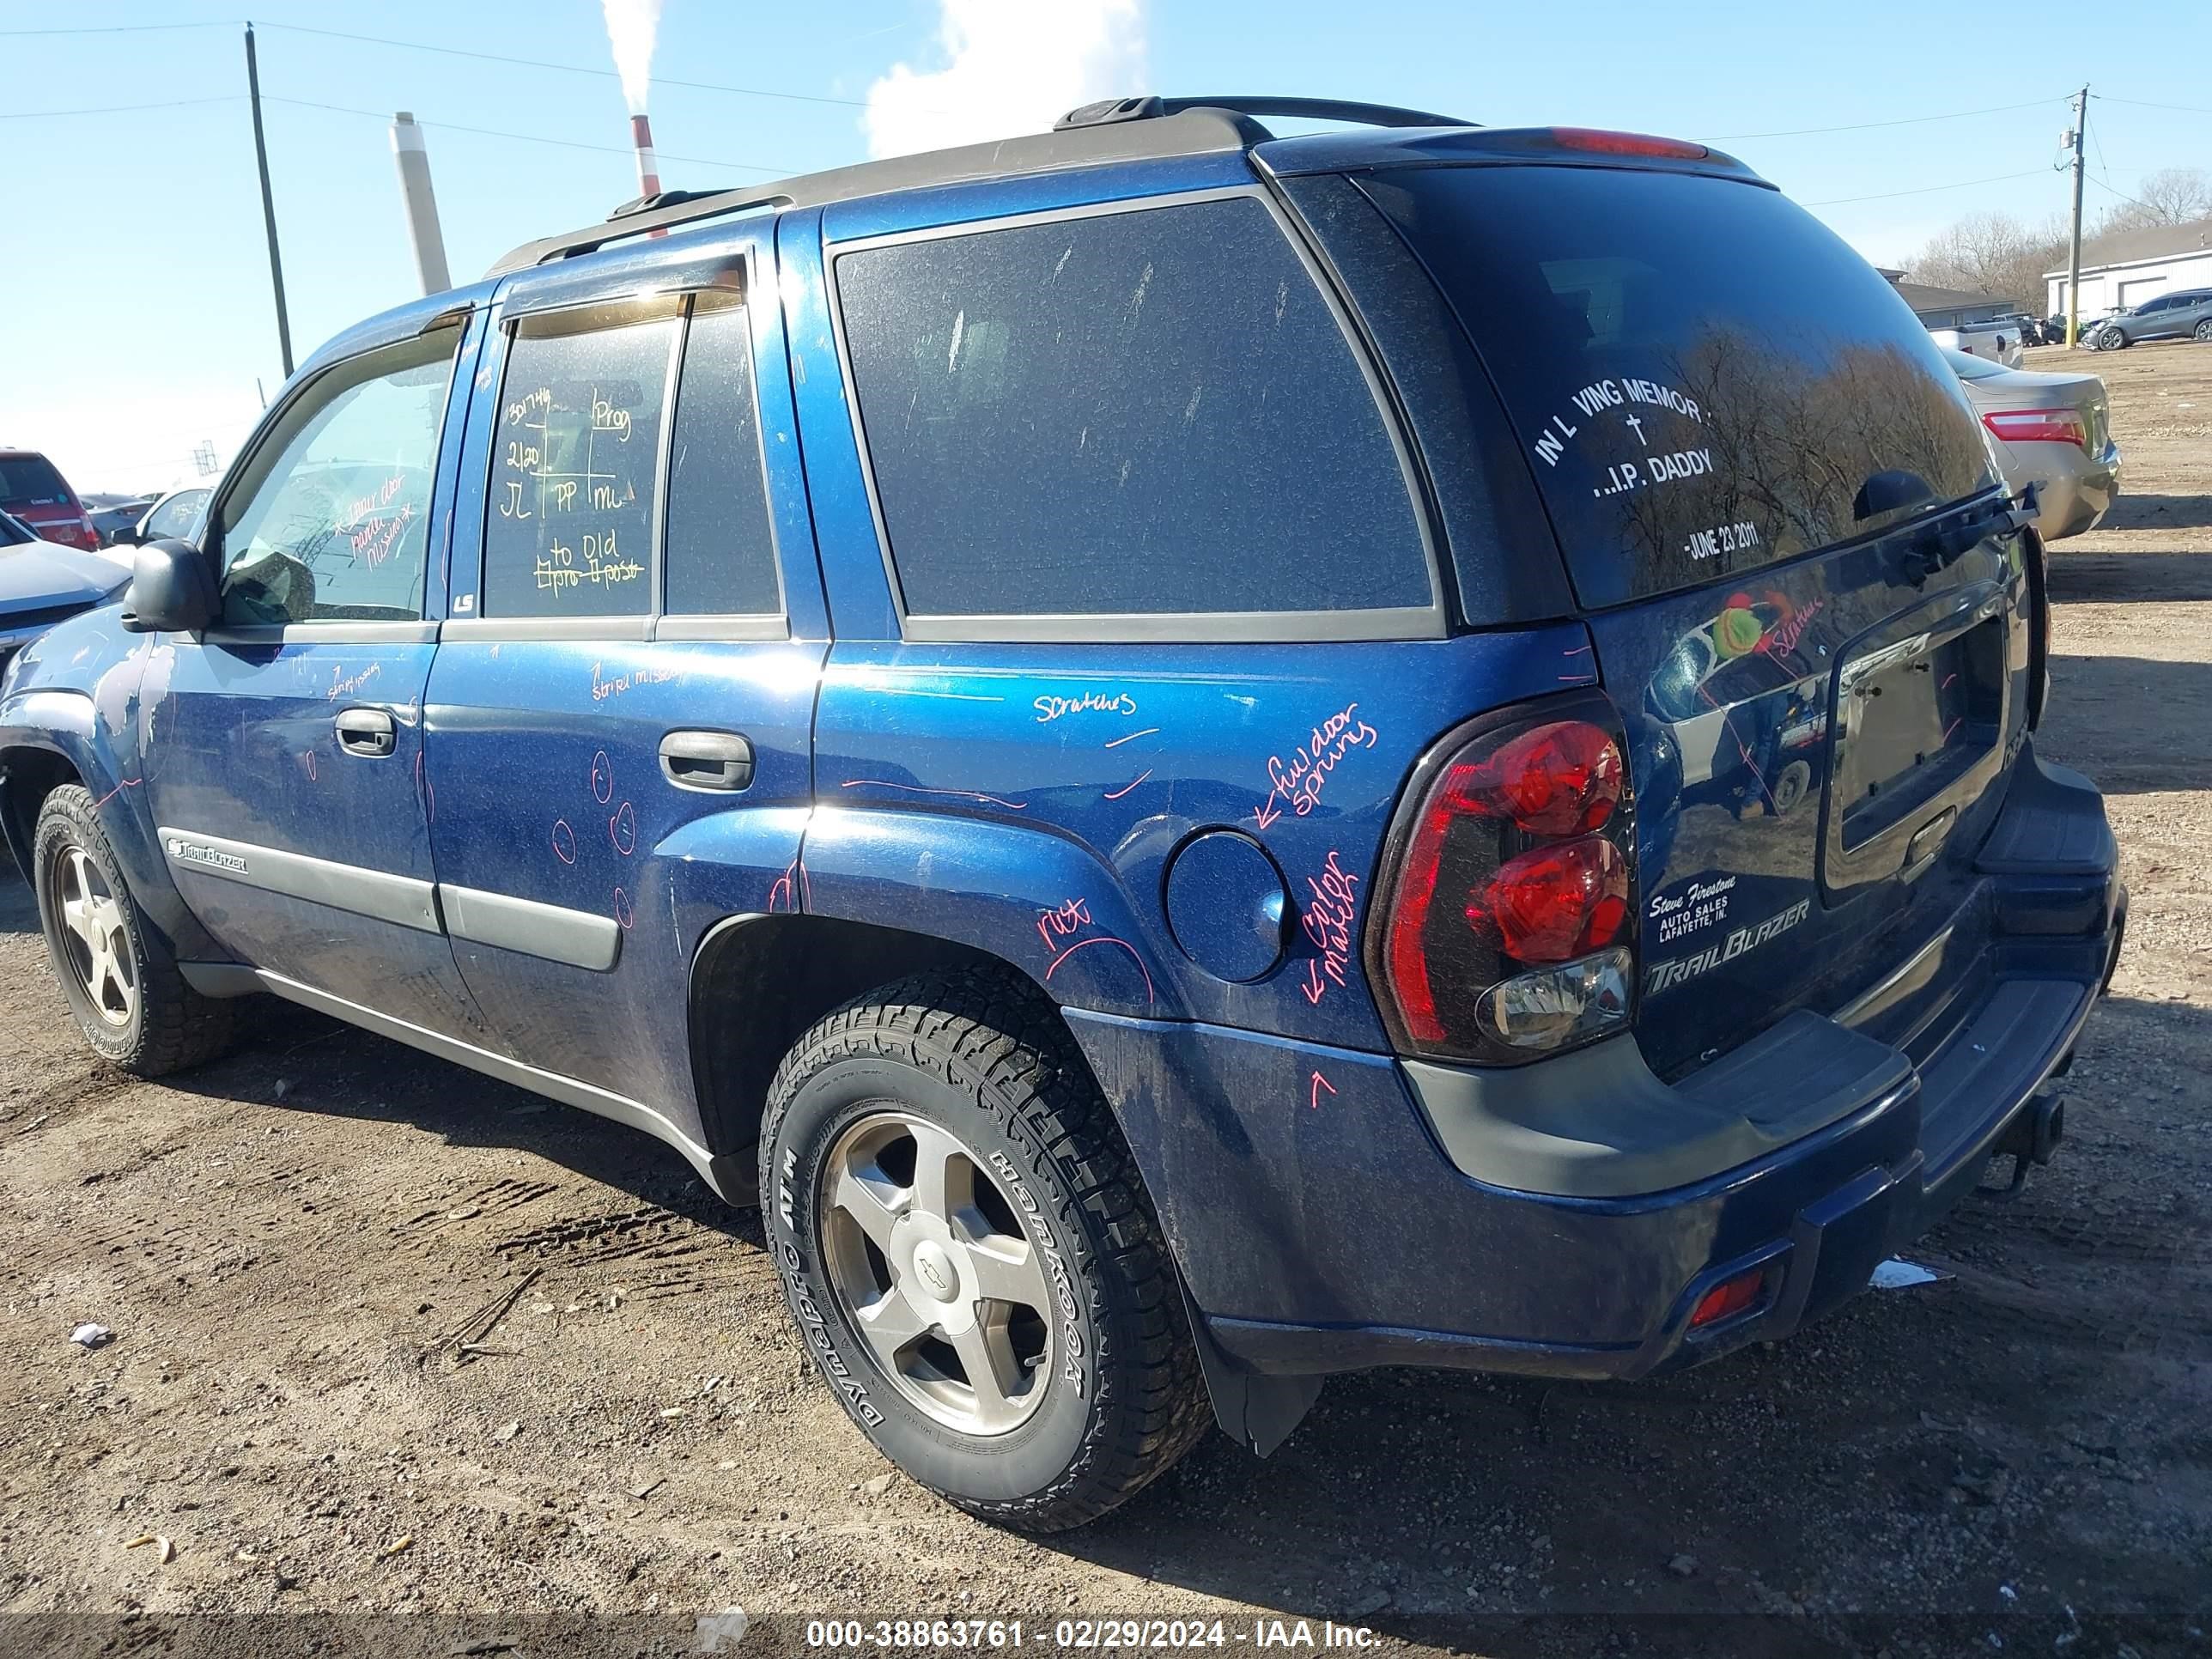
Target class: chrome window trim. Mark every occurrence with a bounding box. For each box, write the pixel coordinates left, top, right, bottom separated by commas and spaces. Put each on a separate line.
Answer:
650, 613, 788, 642
200, 621, 441, 647
440, 616, 652, 643
822, 184, 1449, 644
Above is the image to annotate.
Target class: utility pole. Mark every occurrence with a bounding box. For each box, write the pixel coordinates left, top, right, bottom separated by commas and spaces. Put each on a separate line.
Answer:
244, 23, 295, 379
2064, 84, 2088, 349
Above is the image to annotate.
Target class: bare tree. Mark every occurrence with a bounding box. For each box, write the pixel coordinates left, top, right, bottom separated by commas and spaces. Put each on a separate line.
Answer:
1905, 210, 2069, 310
2094, 167, 2212, 234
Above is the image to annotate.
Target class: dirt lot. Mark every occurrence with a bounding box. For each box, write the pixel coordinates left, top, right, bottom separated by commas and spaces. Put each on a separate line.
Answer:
1, 346, 2208, 1659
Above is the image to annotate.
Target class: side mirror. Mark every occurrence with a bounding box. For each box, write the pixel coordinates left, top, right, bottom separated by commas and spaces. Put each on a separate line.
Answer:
120, 538, 218, 634
111, 524, 143, 548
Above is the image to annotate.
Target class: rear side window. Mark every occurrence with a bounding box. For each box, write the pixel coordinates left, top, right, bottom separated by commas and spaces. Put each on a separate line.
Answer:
483, 300, 675, 619
662, 296, 781, 617
1364, 167, 1996, 606
0, 454, 71, 511
834, 193, 1431, 626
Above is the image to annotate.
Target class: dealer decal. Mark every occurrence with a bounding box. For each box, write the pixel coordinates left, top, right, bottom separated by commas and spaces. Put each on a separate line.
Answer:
1644, 897, 1811, 994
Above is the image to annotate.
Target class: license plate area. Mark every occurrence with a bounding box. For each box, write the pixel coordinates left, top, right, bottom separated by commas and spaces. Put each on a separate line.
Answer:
1823, 588, 2013, 897
1840, 617, 2003, 851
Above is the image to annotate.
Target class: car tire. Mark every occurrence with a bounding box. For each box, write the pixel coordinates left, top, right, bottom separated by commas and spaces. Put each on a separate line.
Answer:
32, 783, 236, 1078
2196, 320, 2212, 342
760, 967, 1210, 1533
2096, 325, 2127, 351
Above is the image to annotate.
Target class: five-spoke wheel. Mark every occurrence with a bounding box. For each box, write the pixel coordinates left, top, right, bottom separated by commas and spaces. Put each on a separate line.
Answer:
49, 846, 137, 1028
821, 1110, 1055, 1435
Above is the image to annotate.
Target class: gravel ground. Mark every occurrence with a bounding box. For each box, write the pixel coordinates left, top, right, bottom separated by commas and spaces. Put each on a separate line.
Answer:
0, 345, 2207, 1659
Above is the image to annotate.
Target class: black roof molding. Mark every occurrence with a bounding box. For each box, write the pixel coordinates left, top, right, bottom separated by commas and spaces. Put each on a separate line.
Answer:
1058, 94, 1476, 131
484, 106, 1264, 278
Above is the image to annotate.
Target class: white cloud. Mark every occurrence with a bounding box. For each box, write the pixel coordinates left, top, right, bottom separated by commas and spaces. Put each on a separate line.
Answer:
863, 0, 1147, 161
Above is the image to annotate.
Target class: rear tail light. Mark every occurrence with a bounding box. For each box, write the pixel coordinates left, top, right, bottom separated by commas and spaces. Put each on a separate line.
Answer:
1370, 691, 1638, 1065
1981, 408, 2088, 449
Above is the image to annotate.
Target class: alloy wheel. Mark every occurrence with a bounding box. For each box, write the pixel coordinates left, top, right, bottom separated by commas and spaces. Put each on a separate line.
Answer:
51, 847, 137, 1028
818, 1109, 1057, 1436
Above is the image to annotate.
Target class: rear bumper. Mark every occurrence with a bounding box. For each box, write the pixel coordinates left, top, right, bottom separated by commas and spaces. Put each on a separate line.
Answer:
1066, 744, 2121, 1386
2021, 441, 2120, 541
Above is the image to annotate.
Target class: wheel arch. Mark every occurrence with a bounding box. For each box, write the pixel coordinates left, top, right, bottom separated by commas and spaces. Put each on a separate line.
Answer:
685, 913, 1051, 1180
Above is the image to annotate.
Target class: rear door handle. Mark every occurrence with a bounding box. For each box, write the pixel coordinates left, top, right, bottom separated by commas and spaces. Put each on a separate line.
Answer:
659, 730, 754, 793
335, 707, 396, 758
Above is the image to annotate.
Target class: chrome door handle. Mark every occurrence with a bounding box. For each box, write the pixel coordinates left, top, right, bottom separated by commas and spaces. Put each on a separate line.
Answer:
659, 730, 754, 793
335, 707, 396, 758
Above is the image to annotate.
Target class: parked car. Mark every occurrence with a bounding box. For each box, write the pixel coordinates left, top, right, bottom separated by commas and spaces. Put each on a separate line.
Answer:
86, 498, 155, 548
0, 450, 100, 551
0, 97, 2123, 1531
1990, 311, 2044, 347
115, 487, 212, 549
1944, 347, 2119, 540
0, 509, 131, 684
2086, 288, 2212, 350
1927, 319, 2024, 368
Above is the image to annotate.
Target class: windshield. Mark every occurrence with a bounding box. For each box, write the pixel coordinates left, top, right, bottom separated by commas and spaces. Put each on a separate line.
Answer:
1361, 166, 1996, 605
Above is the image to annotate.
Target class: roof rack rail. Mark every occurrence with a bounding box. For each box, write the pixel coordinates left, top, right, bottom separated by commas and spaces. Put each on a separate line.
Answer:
485, 106, 1261, 278
1056, 94, 1476, 131
484, 96, 1474, 279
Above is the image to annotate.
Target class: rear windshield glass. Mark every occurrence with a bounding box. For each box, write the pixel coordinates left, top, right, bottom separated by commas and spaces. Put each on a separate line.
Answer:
1362, 167, 1996, 606
0, 455, 71, 511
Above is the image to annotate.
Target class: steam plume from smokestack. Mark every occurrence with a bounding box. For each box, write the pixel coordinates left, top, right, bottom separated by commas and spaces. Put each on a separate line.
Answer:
601, 0, 662, 116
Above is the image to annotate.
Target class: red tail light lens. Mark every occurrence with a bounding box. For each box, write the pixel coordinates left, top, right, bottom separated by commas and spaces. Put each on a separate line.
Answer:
1981, 409, 2087, 449
1455, 719, 1624, 836
1471, 836, 1630, 963
1373, 693, 1638, 1064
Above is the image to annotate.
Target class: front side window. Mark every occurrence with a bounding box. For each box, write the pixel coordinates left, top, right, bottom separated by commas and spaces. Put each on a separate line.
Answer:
482, 299, 676, 620
216, 331, 457, 627
833, 194, 1431, 623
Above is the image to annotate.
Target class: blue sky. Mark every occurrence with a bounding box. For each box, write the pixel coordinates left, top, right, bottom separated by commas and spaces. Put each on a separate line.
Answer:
3, 0, 2206, 495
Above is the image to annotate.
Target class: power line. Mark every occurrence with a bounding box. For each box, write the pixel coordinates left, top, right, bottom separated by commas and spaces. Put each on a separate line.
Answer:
2094, 94, 2212, 117
1802, 169, 2051, 207
255, 21, 885, 113
0, 95, 240, 122
260, 94, 793, 174
0, 20, 231, 35
2085, 174, 2162, 215
1717, 94, 2067, 142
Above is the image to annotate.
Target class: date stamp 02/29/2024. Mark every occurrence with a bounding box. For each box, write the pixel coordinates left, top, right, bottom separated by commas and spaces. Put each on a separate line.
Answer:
749, 1615, 1384, 1654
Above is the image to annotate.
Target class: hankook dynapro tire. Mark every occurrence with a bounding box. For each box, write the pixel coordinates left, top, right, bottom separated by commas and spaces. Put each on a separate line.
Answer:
760, 968, 1208, 1532
32, 784, 236, 1077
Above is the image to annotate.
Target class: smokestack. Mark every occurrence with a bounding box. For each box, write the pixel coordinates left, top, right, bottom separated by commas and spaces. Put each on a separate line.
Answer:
629, 111, 662, 202
389, 112, 452, 295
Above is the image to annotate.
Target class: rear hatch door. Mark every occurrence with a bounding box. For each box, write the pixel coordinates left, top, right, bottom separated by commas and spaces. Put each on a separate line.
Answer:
1361, 159, 2030, 1078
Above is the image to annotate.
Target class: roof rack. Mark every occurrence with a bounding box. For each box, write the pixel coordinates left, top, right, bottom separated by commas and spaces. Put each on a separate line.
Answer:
485, 105, 1267, 278
1056, 94, 1476, 131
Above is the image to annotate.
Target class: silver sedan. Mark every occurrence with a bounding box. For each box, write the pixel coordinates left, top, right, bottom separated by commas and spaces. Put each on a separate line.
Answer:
1945, 347, 2121, 540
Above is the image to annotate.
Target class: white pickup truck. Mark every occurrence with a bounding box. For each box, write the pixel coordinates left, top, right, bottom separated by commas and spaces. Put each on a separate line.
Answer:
1926, 319, 2026, 368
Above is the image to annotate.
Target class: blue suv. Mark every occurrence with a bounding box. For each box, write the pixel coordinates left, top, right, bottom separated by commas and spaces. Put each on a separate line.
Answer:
0, 98, 2125, 1530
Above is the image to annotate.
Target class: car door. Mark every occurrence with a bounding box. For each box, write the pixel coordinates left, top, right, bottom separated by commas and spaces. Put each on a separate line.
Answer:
423, 231, 825, 1121
142, 314, 492, 1039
